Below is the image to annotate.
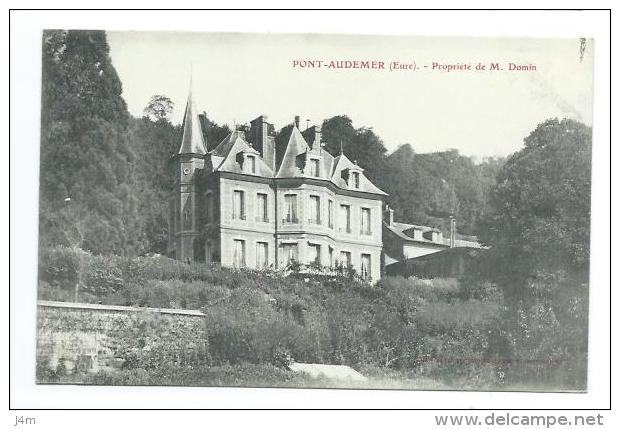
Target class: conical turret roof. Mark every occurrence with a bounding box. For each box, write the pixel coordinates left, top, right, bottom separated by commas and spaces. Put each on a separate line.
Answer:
177, 84, 207, 156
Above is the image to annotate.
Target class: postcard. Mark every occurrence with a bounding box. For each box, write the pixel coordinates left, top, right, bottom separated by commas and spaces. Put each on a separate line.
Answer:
35, 30, 593, 392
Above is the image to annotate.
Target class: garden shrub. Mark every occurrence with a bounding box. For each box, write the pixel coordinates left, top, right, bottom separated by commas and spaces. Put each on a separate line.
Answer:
204, 287, 321, 366
82, 255, 124, 295
38, 246, 84, 289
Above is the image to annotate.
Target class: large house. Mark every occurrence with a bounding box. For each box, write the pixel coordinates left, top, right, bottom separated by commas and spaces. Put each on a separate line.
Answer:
167, 88, 386, 281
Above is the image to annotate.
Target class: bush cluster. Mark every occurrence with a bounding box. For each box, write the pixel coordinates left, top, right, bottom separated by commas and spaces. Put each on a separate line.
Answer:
37, 246, 585, 390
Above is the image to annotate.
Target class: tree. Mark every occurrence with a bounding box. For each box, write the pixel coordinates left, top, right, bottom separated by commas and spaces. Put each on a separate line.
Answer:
476, 119, 591, 390
321, 115, 357, 157
143, 95, 174, 121
198, 112, 231, 151
380, 145, 500, 236
128, 115, 179, 254
39, 30, 142, 255
481, 118, 592, 282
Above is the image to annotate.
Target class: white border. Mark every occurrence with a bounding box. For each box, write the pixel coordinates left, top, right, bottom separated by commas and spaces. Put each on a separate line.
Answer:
7, 8, 612, 412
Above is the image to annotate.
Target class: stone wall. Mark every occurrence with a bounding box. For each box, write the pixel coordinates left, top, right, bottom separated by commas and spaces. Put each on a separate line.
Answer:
36, 300, 208, 378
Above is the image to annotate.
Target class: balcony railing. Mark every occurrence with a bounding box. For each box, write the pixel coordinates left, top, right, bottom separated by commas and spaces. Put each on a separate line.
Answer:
282, 215, 299, 224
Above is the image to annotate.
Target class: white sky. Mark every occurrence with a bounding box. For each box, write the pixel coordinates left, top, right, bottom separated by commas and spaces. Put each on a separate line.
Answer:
107, 31, 593, 158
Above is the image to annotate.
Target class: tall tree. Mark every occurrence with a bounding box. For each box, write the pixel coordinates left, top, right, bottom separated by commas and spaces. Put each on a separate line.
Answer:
321, 116, 388, 184
39, 30, 141, 255
129, 111, 179, 254
479, 119, 591, 389
481, 118, 591, 280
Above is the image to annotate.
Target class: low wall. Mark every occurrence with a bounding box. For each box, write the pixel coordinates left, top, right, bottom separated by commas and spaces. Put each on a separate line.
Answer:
36, 300, 208, 377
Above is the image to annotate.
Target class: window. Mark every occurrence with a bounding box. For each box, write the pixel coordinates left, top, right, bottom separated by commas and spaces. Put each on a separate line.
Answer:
245, 155, 256, 174
340, 251, 352, 268
328, 200, 334, 229
256, 242, 268, 269
361, 207, 371, 235
233, 239, 246, 268
340, 204, 351, 233
232, 190, 245, 220
281, 243, 298, 266
205, 192, 214, 223
308, 243, 321, 265
309, 195, 321, 224
256, 193, 268, 222
309, 158, 320, 177
182, 197, 192, 230
352, 171, 360, 189
328, 246, 334, 267
361, 254, 371, 280
283, 194, 298, 223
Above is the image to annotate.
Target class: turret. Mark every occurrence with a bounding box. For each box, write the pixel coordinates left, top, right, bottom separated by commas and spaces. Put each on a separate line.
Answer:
168, 82, 207, 262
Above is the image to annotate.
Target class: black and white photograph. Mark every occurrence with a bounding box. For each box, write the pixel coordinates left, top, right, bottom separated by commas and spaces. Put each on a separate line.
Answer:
30, 29, 597, 394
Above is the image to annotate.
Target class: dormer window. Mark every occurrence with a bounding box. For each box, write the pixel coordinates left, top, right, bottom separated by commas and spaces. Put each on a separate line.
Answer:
352, 171, 360, 188
309, 158, 320, 177
343, 167, 363, 189
237, 150, 259, 174
246, 155, 256, 174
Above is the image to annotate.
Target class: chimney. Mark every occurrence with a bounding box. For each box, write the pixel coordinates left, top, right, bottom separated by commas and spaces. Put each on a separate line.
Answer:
450, 216, 456, 248
301, 125, 322, 150
385, 204, 394, 226
235, 124, 248, 140
249, 115, 276, 172
294, 115, 300, 129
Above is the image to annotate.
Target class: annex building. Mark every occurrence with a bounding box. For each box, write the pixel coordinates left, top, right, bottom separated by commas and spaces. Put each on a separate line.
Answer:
167, 89, 386, 281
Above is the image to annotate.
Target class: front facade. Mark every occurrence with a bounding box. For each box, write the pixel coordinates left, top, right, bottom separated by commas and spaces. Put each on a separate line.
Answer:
168, 89, 386, 281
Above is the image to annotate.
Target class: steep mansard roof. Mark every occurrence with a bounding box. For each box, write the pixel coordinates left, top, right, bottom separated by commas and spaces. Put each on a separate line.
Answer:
273, 125, 387, 195
177, 89, 208, 156
276, 126, 310, 178
188, 113, 386, 195
211, 130, 274, 177
329, 153, 387, 195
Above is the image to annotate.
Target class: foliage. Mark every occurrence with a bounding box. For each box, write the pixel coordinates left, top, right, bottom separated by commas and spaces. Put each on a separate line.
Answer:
380, 146, 503, 236
198, 112, 232, 151
39, 247, 588, 389
476, 117, 591, 390
143, 95, 174, 121
480, 118, 592, 281
38, 246, 83, 289
39, 30, 142, 255
127, 116, 178, 254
